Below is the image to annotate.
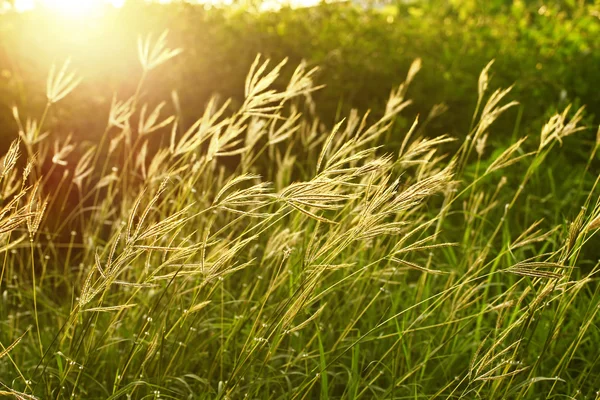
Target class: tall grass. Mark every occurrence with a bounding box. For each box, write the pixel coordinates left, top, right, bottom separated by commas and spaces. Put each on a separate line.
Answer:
1, 32, 599, 399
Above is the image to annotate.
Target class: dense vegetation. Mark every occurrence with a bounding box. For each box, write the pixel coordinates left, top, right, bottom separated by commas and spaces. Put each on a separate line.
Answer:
2, 0, 600, 140
1, 0, 599, 398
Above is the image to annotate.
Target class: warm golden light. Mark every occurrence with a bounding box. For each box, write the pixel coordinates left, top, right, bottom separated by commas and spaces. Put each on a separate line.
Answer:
7, 0, 125, 15
7, 0, 327, 14
14, 0, 36, 12
41, 0, 100, 17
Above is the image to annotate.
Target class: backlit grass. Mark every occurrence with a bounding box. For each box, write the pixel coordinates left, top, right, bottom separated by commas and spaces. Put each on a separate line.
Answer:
1, 32, 600, 399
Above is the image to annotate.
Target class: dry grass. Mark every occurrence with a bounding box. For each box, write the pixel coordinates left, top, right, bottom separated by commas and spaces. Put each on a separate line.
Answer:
1, 31, 599, 399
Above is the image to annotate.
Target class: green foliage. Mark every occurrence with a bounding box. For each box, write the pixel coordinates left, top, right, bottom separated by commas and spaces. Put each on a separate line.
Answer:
1, 0, 599, 149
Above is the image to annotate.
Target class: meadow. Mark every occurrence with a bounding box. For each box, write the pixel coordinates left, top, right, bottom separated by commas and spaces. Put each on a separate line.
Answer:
1, 1, 600, 399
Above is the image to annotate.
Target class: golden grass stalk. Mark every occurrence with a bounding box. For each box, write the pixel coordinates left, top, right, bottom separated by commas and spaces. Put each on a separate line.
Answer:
137, 30, 183, 72
46, 58, 81, 104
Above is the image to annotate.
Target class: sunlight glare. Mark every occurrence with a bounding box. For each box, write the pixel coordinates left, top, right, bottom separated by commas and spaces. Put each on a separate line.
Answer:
14, 0, 35, 12
9, 0, 330, 15
40, 0, 100, 17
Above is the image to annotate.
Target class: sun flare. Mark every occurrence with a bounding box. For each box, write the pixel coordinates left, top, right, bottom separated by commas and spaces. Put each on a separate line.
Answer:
8, 0, 323, 15
11, 0, 125, 16
42, 0, 98, 17
13, 0, 35, 12
41, 0, 107, 18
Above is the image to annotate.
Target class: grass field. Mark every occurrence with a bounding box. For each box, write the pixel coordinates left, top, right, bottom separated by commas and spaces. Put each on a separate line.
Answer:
1, 27, 600, 399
